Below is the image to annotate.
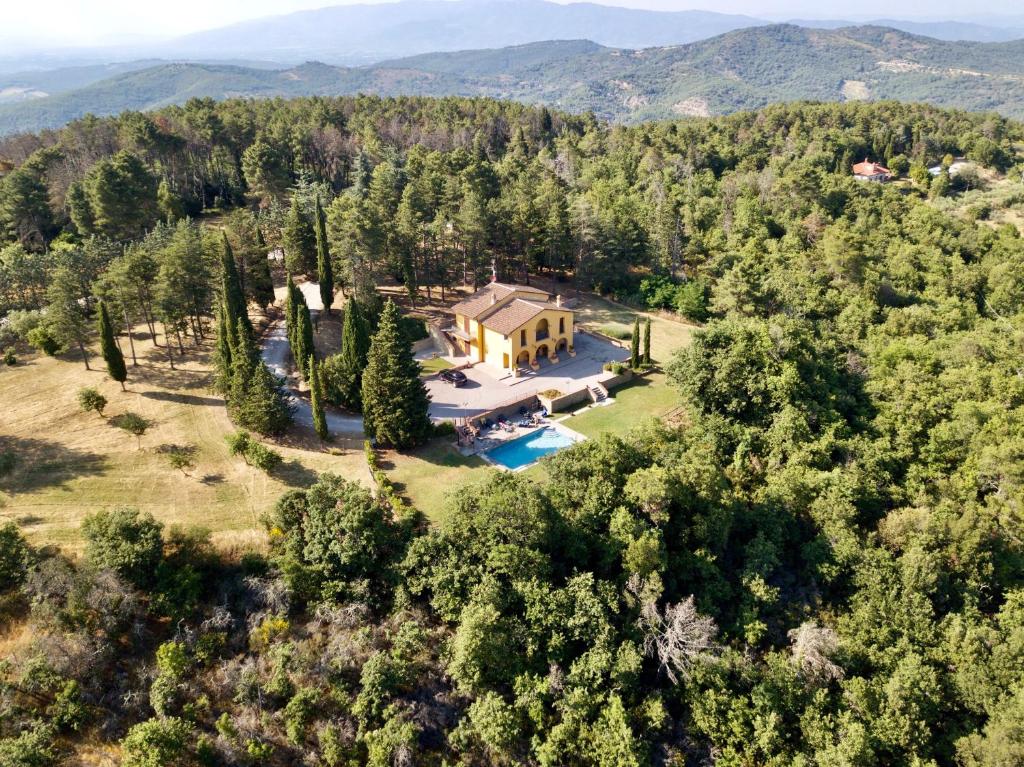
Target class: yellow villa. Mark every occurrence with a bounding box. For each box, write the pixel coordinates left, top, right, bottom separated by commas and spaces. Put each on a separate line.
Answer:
446, 282, 575, 371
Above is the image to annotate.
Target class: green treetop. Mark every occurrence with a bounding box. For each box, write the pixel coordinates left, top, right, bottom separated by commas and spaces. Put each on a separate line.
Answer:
309, 355, 328, 442
361, 300, 432, 449
323, 298, 371, 411
314, 196, 334, 315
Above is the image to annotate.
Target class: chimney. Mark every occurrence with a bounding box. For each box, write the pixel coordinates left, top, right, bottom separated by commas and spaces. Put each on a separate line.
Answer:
491, 293, 496, 305
491, 258, 497, 283
555, 295, 562, 308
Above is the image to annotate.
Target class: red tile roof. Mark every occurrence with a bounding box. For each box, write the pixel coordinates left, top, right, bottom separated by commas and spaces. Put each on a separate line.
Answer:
852, 159, 891, 177
451, 282, 550, 320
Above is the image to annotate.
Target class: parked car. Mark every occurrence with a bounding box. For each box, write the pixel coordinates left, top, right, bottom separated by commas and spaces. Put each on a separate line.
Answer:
439, 369, 468, 387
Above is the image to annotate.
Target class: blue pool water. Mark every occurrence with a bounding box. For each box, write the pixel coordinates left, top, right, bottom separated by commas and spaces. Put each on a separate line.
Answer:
485, 426, 578, 470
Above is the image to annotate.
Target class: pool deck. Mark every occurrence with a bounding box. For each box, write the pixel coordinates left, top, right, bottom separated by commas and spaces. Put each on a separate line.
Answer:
457, 419, 586, 470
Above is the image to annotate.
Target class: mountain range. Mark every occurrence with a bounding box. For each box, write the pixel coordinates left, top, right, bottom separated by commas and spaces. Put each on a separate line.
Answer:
3, 24, 1024, 135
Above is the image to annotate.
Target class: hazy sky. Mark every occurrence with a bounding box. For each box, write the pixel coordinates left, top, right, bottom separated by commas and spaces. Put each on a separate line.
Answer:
5, 0, 1023, 46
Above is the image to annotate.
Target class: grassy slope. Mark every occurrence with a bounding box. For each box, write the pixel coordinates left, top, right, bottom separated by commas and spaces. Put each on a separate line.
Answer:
6, 25, 1024, 134
0, 328, 370, 552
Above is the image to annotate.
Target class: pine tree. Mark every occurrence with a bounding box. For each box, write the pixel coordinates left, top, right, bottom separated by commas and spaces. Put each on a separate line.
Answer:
226, 317, 293, 436
361, 300, 432, 449
630, 316, 641, 369
98, 300, 127, 390
323, 298, 370, 410
314, 196, 334, 315
213, 300, 233, 394
643, 317, 651, 367
282, 194, 315, 275
309, 355, 328, 442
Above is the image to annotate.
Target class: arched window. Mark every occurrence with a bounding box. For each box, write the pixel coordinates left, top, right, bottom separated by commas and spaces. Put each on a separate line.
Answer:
535, 318, 549, 341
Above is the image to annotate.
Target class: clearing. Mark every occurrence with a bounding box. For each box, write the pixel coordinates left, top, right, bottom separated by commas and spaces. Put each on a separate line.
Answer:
0, 325, 370, 552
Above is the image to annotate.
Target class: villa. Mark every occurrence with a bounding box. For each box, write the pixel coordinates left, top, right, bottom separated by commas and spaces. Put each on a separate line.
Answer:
852, 158, 892, 182
446, 282, 575, 372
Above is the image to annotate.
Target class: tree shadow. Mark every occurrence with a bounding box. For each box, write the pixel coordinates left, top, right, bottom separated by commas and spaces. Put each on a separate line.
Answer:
0, 436, 107, 493
142, 391, 222, 407
271, 460, 320, 488
199, 473, 225, 486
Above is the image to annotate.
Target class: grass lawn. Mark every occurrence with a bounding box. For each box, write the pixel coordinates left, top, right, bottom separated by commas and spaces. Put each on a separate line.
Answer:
560, 371, 680, 438
379, 438, 493, 524
571, 292, 697, 365
419, 356, 454, 376
0, 327, 370, 552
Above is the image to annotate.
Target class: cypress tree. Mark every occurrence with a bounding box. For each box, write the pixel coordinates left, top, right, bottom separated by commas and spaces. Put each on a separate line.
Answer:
361, 300, 432, 449
630, 316, 640, 369
240, 362, 294, 436
643, 317, 651, 367
222, 232, 252, 339
228, 318, 258, 416
296, 302, 315, 380
314, 196, 334, 315
250, 224, 275, 309
98, 300, 127, 390
285, 274, 300, 352
309, 355, 328, 442
323, 298, 370, 410
214, 300, 233, 394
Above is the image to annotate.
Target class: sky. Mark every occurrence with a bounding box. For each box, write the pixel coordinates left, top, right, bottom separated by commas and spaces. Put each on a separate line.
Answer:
4, 0, 1023, 47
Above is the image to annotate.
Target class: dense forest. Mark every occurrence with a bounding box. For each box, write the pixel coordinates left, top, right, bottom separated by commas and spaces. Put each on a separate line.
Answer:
2, 95, 1024, 765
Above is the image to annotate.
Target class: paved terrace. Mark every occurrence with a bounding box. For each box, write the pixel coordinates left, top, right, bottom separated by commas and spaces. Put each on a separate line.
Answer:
422, 331, 630, 422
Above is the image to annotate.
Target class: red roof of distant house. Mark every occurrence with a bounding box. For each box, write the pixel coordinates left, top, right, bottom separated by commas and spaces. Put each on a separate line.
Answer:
852, 159, 891, 177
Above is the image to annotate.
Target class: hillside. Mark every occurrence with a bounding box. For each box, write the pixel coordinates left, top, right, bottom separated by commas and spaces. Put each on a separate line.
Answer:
5, 25, 1024, 135
163, 0, 762, 63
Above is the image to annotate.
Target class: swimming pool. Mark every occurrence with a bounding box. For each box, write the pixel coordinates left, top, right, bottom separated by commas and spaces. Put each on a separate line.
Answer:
484, 426, 579, 471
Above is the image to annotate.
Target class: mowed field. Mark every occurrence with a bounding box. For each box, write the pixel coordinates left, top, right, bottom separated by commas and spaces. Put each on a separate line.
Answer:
0, 326, 371, 552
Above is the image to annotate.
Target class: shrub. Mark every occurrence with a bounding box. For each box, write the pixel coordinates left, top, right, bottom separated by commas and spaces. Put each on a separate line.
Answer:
539, 389, 563, 399
77, 387, 107, 416
2, 348, 15, 366
111, 412, 151, 449
433, 420, 456, 437
398, 315, 429, 342
673, 280, 710, 322
247, 442, 282, 473
0, 522, 32, 591
82, 507, 164, 587
604, 361, 626, 375
120, 717, 193, 767
225, 430, 253, 459
639, 275, 678, 310
27, 325, 61, 356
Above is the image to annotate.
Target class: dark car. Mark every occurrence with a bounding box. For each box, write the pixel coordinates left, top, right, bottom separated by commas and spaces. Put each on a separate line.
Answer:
440, 369, 468, 387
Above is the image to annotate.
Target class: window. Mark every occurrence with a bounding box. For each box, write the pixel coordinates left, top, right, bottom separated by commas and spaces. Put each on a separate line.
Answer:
559, 317, 565, 334
520, 329, 526, 345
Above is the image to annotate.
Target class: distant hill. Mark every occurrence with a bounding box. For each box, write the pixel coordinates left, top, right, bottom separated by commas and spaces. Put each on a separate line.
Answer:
163, 0, 764, 64
786, 18, 1024, 42
5, 26, 1024, 135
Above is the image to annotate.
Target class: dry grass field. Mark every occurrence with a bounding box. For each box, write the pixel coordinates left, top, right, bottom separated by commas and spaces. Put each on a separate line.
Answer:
0, 326, 371, 552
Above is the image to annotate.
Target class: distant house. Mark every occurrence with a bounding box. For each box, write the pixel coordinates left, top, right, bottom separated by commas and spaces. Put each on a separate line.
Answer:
447, 282, 574, 371
852, 159, 892, 182
929, 161, 967, 177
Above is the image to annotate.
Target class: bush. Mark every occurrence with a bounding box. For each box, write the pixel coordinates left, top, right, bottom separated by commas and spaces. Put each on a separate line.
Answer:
0, 450, 15, 477
639, 275, 678, 310
120, 717, 193, 767
226, 430, 282, 472
247, 442, 283, 473
673, 280, 710, 322
604, 361, 626, 375
2, 348, 15, 366
77, 387, 107, 416
398, 315, 429, 343
82, 507, 164, 588
0, 522, 32, 591
27, 325, 61, 356
433, 420, 456, 437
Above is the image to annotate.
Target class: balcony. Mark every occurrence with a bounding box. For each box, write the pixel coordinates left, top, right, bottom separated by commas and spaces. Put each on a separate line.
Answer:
535, 330, 549, 342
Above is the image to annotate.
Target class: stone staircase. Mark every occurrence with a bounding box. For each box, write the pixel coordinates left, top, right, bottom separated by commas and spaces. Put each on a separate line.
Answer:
588, 384, 607, 403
